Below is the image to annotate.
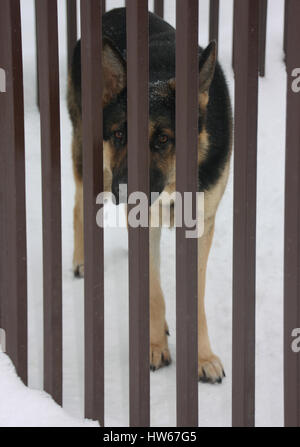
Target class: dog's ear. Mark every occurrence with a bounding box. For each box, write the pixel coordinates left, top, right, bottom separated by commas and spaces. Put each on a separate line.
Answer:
199, 41, 217, 93
168, 41, 216, 97
103, 38, 126, 106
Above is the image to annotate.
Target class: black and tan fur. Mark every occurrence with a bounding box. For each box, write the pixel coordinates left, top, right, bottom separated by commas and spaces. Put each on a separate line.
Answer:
68, 8, 232, 383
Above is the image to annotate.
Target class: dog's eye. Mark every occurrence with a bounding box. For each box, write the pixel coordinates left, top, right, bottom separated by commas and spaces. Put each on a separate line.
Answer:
114, 130, 124, 140
153, 133, 170, 151
158, 134, 169, 145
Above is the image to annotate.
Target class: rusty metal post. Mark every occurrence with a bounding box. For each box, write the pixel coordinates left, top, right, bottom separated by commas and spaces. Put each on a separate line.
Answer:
80, 0, 105, 425
36, 0, 63, 405
176, 0, 199, 428
126, 0, 150, 428
284, 0, 300, 428
0, 0, 28, 385
232, 0, 259, 428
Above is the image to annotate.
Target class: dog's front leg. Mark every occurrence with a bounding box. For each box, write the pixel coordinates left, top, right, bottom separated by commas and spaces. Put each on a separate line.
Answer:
198, 219, 225, 383
149, 227, 171, 370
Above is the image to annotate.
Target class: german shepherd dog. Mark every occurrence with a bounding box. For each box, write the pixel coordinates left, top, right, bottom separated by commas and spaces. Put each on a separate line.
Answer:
68, 8, 232, 383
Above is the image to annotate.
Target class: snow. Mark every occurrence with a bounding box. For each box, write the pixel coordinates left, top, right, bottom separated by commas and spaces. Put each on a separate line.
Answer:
0, 353, 98, 427
0, 0, 287, 427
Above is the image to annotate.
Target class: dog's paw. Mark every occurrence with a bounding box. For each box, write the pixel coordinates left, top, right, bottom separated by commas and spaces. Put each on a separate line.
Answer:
150, 340, 171, 371
198, 354, 225, 384
74, 264, 84, 278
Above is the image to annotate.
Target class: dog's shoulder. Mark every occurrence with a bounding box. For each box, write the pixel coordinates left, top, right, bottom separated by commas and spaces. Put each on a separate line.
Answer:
199, 61, 232, 193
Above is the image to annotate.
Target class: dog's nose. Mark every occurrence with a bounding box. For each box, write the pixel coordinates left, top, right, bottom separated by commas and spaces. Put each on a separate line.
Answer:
150, 169, 165, 201
112, 180, 120, 204
112, 177, 128, 204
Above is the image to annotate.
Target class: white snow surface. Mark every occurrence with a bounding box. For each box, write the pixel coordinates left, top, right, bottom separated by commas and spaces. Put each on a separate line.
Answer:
0, 354, 98, 427
0, 0, 287, 427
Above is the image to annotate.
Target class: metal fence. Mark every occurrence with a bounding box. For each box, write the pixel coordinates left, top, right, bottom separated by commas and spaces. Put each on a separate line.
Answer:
0, 0, 299, 428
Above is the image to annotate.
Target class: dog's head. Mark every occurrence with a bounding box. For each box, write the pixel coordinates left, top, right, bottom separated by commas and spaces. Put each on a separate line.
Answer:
102, 38, 217, 203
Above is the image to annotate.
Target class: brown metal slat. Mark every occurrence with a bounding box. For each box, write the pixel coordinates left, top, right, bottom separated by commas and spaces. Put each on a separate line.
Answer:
0, 0, 6, 341
283, 0, 290, 57
258, 0, 268, 77
0, 0, 28, 385
176, 0, 199, 428
126, 0, 150, 428
35, 0, 40, 108
80, 0, 105, 425
284, 0, 300, 428
36, 0, 63, 406
234, 0, 267, 77
209, 0, 219, 55
154, 0, 164, 18
232, 0, 237, 71
0, 131, 2, 331
0, 157, 2, 332
232, 0, 259, 428
67, 0, 78, 69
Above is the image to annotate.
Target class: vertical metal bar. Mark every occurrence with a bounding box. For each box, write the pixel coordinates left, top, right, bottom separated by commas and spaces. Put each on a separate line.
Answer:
283, 0, 290, 57
154, 0, 164, 18
126, 0, 150, 428
0, 0, 28, 385
232, 0, 259, 428
234, 1, 265, 76
232, 0, 237, 72
258, 0, 268, 77
0, 1, 5, 335
176, 0, 199, 428
102, 0, 106, 15
0, 156, 2, 331
209, 0, 219, 55
36, 0, 62, 405
284, 0, 300, 428
35, 0, 40, 108
67, 0, 77, 69
80, 0, 105, 425
0, 177, 2, 332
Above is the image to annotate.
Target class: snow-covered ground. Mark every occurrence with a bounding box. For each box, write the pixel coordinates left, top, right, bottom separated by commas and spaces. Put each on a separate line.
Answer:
0, 0, 287, 427
0, 354, 98, 427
